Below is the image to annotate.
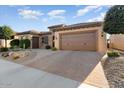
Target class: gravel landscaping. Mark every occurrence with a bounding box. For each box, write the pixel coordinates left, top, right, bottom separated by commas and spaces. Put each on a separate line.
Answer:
103, 54, 124, 88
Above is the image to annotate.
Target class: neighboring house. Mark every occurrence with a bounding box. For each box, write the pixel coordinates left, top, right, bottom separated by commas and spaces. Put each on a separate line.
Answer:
15, 30, 40, 49
47, 21, 107, 53
109, 34, 124, 50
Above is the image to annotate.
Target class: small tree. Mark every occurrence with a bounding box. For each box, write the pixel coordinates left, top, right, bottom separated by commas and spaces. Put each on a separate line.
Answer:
0, 26, 15, 47
19, 39, 30, 49
10, 39, 20, 48
103, 5, 124, 34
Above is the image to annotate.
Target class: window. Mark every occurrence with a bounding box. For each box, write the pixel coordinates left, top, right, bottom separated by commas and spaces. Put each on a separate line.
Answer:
42, 36, 48, 44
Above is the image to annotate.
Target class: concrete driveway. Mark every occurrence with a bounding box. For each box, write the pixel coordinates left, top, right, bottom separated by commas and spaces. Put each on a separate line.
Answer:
0, 50, 109, 88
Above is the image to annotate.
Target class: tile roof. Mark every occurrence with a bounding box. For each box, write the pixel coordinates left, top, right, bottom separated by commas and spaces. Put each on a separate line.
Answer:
40, 32, 52, 35
16, 30, 40, 35
48, 21, 103, 32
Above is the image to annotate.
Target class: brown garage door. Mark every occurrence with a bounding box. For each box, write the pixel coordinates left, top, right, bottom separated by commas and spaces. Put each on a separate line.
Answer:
32, 37, 39, 49
60, 32, 97, 51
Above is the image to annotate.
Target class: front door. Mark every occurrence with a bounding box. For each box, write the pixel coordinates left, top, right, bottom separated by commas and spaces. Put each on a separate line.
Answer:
32, 37, 39, 48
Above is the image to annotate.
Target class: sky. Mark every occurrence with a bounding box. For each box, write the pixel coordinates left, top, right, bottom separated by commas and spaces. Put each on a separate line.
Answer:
0, 5, 111, 32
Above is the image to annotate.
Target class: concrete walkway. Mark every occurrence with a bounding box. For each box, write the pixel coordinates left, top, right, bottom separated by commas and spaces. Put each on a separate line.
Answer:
0, 59, 101, 88
0, 59, 80, 88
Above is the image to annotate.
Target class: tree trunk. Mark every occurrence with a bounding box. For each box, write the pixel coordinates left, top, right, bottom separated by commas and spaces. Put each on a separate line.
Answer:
5, 39, 7, 48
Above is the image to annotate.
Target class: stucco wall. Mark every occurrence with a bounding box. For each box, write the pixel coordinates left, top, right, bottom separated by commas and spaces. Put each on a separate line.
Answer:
110, 34, 124, 50
39, 34, 53, 48
15, 34, 32, 40
54, 32, 60, 49
97, 27, 107, 54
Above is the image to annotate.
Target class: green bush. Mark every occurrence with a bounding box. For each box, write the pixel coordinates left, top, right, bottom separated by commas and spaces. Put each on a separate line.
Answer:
10, 39, 20, 48
19, 39, 30, 49
0, 47, 9, 52
51, 47, 57, 51
107, 51, 120, 57
104, 5, 124, 34
11, 46, 21, 51
45, 45, 51, 49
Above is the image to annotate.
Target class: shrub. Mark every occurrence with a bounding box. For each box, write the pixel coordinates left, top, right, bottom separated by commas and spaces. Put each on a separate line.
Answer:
19, 39, 30, 49
45, 45, 51, 49
10, 39, 20, 48
0, 47, 9, 52
11, 46, 21, 51
51, 47, 57, 51
107, 51, 120, 57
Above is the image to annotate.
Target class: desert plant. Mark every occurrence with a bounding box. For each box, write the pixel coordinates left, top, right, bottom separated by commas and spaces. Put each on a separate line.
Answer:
1, 52, 9, 57
45, 45, 51, 49
107, 51, 120, 57
51, 47, 57, 51
0, 47, 9, 52
19, 39, 30, 49
10, 39, 20, 48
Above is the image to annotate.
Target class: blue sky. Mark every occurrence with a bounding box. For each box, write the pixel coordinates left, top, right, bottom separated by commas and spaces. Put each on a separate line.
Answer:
0, 5, 111, 32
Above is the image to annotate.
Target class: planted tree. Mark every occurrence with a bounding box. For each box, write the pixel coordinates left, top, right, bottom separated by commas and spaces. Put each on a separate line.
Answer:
103, 5, 124, 34
10, 39, 20, 48
0, 26, 15, 47
103, 5, 124, 57
19, 39, 30, 49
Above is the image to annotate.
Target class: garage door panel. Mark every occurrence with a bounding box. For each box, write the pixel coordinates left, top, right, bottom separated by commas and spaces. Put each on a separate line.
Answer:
61, 32, 96, 51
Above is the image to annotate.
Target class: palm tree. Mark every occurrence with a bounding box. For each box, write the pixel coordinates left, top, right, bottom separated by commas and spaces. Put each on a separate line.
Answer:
0, 26, 15, 48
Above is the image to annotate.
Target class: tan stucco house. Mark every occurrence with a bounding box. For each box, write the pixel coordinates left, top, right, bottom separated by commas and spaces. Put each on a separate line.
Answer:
47, 21, 107, 53
0, 21, 107, 53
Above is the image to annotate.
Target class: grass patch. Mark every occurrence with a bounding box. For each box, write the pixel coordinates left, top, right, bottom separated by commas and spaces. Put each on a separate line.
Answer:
107, 50, 120, 57
51, 47, 57, 51
0, 47, 9, 52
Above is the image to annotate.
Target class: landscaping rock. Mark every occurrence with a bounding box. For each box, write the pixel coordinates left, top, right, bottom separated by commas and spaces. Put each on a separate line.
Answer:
1, 53, 9, 57
1, 50, 31, 61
